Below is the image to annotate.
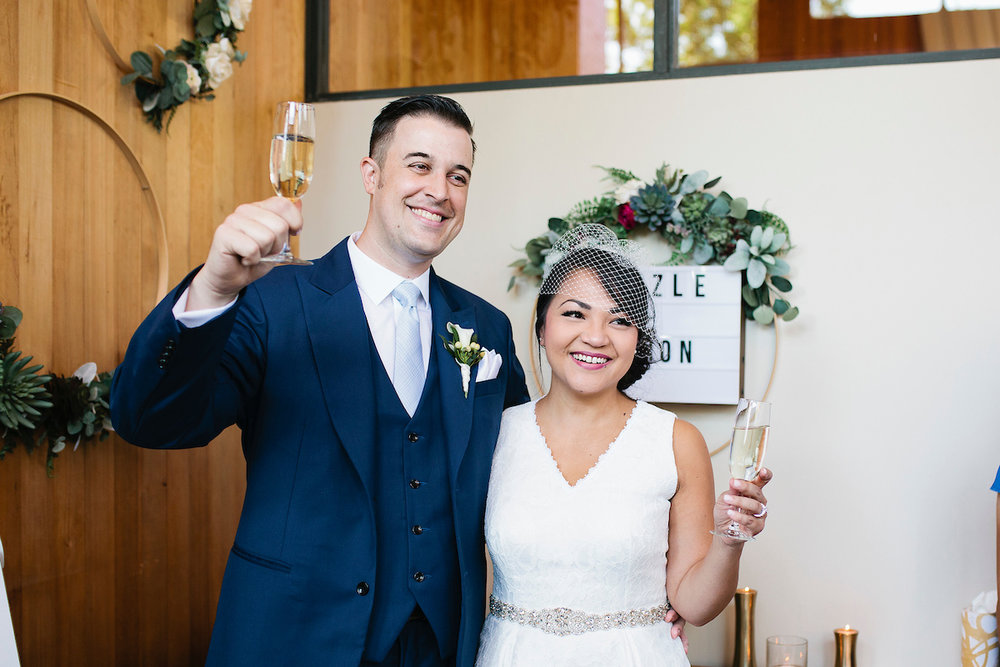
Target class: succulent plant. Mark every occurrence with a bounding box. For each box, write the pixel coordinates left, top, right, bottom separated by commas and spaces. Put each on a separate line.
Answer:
724, 224, 798, 324
0, 351, 53, 432
629, 184, 676, 230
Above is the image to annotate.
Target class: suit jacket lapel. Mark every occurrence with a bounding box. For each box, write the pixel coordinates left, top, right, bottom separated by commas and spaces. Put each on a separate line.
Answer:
430, 272, 476, 480
299, 240, 377, 496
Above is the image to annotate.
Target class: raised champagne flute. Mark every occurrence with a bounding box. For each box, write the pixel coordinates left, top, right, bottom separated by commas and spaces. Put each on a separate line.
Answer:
712, 398, 770, 542
260, 101, 315, 265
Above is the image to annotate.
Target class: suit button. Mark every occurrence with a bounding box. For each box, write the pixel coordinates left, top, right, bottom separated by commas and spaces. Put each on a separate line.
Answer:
164, 339, 176, 350
356, 581, 369, 596
413, 572, 425, 583
411, 525, 423, 535
407, 432, 419, 443
409, 479, 421, 489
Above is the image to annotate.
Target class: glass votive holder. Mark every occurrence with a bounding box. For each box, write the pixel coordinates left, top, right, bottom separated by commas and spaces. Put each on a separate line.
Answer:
766, 635, 808, 667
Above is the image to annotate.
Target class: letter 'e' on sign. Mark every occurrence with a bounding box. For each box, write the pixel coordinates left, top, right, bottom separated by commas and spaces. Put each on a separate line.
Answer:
627, 266, 742, 405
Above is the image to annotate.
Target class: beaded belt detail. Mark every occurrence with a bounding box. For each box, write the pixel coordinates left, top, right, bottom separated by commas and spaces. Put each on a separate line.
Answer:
488, 595, 672, 637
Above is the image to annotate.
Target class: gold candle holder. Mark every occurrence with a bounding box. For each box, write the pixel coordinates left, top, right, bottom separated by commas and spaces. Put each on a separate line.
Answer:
733, 587, 757, 667
834, 626, 858, 667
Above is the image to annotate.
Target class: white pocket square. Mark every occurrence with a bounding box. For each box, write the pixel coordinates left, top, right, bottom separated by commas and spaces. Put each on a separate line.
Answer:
475, 349, 502, 382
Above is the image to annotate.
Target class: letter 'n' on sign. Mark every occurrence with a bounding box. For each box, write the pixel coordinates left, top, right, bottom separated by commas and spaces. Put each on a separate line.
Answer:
629, 266, 742, 405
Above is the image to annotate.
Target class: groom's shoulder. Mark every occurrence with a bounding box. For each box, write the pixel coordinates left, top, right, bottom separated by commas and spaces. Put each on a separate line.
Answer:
435, 275, 509, 322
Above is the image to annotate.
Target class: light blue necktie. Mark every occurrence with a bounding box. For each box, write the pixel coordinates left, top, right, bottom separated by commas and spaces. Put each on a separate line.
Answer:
391, 281, 425, 415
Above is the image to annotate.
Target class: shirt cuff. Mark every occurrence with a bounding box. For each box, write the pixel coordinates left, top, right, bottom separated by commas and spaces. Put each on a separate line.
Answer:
172, 287, 238, 327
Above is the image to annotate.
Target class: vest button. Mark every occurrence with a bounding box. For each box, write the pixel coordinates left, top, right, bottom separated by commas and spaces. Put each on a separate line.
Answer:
356, 581, 369, 596
407, 432, 419, 443
411, 525, 423, 535
413, 572, 425, 583
409, 479, 421, 489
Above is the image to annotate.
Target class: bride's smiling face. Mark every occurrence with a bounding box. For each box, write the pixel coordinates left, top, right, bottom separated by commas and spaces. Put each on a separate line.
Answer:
539, 268, 639, 397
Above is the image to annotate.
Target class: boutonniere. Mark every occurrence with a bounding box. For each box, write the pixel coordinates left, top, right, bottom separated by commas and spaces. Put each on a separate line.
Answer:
441, 322, 486, 398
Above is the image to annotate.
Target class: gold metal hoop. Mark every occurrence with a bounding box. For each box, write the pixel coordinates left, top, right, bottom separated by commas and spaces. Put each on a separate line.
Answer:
526, 299, 780, 458
83, 0, 131, 73
0, 91, 170, 302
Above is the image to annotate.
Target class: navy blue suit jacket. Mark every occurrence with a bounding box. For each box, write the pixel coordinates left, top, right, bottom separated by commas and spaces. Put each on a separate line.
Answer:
111, 239, 530, 666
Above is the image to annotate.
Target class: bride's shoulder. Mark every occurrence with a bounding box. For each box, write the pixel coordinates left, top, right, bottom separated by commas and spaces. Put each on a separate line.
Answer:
500, 400, 537, 424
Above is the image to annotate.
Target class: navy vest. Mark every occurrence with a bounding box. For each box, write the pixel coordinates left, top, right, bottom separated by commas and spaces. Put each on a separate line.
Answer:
362, 336, 461, 661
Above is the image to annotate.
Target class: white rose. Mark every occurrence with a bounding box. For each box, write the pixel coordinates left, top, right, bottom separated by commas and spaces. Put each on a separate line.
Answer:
183, 61, 202, 93
72, 362, 98, 384
613, 178, 644, 205
203, 37, 235, 89
227, 0, 253, 31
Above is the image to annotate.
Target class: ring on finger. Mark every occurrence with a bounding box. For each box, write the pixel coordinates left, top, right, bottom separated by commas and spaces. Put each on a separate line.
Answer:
752, 503, 768, 518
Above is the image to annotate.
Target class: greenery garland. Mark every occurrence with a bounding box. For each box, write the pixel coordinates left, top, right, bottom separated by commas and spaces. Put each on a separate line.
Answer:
121, 0, 251, 132
0, 304, 113, 477
509, 164, 799, 325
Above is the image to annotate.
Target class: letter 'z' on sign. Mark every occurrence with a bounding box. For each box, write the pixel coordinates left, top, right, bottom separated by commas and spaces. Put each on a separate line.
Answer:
627, 266, 742, 405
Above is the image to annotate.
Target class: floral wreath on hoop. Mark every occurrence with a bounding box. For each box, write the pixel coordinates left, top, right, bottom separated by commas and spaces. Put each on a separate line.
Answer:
509, 164, 799, 325
120, 0, 252, 132
0, 304, 114, 477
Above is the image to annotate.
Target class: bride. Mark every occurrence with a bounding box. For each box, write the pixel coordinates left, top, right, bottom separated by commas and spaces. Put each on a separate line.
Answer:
476, 225, 771, 666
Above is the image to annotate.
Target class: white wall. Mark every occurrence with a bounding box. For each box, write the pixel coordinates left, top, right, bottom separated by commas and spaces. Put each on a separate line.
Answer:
303, 58, 1000, 666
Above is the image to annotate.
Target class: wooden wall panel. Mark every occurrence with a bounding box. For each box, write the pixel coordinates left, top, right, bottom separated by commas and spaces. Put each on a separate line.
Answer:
328, 0, 581, 93
0, 0, 305, 663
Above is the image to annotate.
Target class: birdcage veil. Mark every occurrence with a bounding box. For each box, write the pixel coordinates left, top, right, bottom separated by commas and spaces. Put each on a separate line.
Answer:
539, 224, 657, 362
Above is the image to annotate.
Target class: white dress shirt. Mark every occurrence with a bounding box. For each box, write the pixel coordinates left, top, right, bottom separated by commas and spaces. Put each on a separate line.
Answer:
173, 233, 432, 379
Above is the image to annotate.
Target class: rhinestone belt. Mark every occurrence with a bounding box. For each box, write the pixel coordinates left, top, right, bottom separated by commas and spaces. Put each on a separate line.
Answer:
488, 595, 672, 637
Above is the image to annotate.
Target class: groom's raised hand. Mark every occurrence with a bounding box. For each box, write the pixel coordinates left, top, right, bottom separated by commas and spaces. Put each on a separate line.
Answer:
187, 197, 303, 310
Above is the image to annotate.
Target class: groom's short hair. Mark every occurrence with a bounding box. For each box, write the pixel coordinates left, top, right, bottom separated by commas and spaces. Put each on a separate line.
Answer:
369, 94, 476, 167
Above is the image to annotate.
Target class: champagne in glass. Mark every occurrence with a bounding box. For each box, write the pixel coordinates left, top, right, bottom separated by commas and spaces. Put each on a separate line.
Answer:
260, 101, 315, 266
713, 398, 771, 542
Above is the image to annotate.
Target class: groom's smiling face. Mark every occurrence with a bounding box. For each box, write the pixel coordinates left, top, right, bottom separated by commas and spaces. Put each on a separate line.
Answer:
361, 114, 474, 274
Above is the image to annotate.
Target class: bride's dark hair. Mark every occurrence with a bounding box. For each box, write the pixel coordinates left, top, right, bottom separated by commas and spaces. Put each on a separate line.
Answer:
534, 247, 654, 391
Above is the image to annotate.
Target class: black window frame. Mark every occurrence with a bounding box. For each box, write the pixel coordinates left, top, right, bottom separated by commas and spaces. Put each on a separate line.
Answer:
305, 0, 1000, 102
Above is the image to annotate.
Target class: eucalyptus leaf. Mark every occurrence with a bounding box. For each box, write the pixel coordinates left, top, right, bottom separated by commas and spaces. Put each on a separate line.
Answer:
680, 170, 709, 194
121, 72, 140, 85
703, 175, 722, 189
680, 236, 694, 254
692, 241, 714, 265
507, 276, 516, 291
130, 51, 153, 75
742, 284, 759, 307
745, 209, 762, 226
547, 217, 568, 233
782, 306, 800, 321
772, 299, 789, 315
729, 197, 748, 219
752, 305, 775, 325
508, 258, 528, 268
521, 265, 543, 277
770, 257, 791, 276
747, 258, 766, 288
770, 276, 793, 292
707, 196, 730, 217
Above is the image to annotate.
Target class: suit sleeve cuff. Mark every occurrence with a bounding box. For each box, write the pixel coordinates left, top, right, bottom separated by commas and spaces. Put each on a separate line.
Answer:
172, 287, 238, 327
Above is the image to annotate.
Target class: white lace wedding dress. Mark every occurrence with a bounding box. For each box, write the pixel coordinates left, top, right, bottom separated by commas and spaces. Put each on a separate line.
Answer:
476, 400, 689, 666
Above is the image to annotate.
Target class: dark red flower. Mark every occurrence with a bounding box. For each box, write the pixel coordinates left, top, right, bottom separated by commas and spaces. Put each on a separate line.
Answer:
617, 203, 637, 231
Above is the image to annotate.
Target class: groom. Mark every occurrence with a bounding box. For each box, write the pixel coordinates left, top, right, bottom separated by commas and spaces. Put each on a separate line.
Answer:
111, 95, 530, 666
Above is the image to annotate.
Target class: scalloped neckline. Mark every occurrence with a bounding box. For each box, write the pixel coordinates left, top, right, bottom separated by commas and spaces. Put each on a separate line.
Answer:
531, 399, 641, 489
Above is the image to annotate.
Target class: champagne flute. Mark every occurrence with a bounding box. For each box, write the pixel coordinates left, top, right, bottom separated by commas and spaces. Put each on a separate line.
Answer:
260, 101, 315, 265
712, 398, 770, 542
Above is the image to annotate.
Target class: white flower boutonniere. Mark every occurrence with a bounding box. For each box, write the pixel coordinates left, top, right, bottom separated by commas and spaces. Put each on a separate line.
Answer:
441, 322, 486, 398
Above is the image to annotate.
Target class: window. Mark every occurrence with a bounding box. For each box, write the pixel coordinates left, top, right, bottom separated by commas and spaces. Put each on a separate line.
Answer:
305, 0, 1000, 100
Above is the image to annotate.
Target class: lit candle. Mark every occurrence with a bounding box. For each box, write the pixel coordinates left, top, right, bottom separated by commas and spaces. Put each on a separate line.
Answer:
834, 625, 858, 667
